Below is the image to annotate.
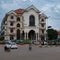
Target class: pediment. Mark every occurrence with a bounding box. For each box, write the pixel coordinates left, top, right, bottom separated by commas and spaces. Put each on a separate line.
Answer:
25, 5, 40, 13
7, 10, 17, 15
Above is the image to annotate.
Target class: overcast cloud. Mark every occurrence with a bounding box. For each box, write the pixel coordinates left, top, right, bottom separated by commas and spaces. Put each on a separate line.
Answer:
0, 0, 60, 30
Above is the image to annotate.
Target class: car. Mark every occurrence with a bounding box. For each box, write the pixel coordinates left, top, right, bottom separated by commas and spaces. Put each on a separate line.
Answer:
3, 40, 12, 44
33, 40, 39, 45
44, 41, 47, 45
32, 40, 36, 44
11, 42, 18, 49
4, 43, 11, 48
4, 43, 11, 51
41, 40, 47, 45
4, 42, 18, 49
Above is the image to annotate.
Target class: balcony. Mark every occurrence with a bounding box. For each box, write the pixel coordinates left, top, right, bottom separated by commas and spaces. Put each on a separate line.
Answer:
9, 32, 16, 35
40, 21, 46, 24
8, 26, 15, 29
9, 19, 15, 22
40, 26, 46, 29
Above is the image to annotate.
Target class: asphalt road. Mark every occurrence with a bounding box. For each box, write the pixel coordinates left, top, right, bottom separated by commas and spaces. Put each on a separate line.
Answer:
0, 45, 60, 60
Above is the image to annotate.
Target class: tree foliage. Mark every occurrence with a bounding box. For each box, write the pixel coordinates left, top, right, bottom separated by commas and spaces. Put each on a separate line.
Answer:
47, 28, 58, 40
0, 36, 4, 41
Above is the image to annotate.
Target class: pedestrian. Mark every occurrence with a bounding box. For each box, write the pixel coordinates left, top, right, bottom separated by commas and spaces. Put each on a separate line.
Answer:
29, 43, 32, 51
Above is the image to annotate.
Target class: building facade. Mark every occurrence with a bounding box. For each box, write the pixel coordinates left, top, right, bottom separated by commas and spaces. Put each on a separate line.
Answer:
1, 5, 47, 41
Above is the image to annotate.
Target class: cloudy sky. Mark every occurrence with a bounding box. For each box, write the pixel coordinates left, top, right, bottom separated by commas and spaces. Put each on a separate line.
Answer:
0, 0, 60, 30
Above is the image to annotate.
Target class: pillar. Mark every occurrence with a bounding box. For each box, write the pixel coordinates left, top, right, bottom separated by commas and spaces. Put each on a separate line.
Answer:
27, 32, 28, 40
24, 33, 26, 40
36, 33, 37, 41
38, 33, 39, 40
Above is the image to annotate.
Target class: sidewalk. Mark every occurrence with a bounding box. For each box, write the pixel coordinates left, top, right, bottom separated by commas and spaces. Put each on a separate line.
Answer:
38, 45, 60, 48
0, 43, 60, 48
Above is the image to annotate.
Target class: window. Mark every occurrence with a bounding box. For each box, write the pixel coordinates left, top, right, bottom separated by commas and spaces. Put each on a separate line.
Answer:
17, 23, 20, 27
16, 29, 20, 40
41, 24, 44, 27
10, 22, 13, 26
10, 35, 14, 40
41, 19, 44, 22
42, 30, 44, 34
11, 16, 14, 19
1, 31, 5, 35
17, 17, 20, 21
10, 29, 13, 33
29, 15, 35, 26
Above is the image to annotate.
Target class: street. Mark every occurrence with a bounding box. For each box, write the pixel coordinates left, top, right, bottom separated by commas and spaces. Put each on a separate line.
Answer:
0, 45, 60, 60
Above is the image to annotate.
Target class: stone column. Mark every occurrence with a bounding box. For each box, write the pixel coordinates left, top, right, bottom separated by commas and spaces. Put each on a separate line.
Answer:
27, 32, 28, 40
24, 33, 26, 40
20, 31, 22, 40
36, 33, 37, 41
38, 33, 39, 40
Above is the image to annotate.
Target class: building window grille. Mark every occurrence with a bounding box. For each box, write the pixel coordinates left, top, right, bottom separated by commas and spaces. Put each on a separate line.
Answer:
10, 22, 13, 26
10, 35, 14, 40
29, 15, 35, 26
42, 30, 44, 34
41, 24, 44, 27
10, 29, 13, 33
17, 17, 20, 21
11, 16, 14, 19
41, 19, 44, 22
17, 23, 20, 27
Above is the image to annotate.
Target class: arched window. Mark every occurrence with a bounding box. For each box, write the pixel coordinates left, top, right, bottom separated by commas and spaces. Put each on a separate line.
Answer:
11, 16, 14, 19
41, 19, 44, 22
17, 23, 20, 27
10, 35, 14, 40
29, 15, 35, 26
17, 17, 20, 21
16, 29, 20, 39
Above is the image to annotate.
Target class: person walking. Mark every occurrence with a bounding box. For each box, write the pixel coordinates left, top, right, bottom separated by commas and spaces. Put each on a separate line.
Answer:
29, 43, 32, 51
29, 40, 32, 51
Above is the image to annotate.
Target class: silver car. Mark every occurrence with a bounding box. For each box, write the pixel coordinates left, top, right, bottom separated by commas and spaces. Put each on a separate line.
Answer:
11, 42, 18, 49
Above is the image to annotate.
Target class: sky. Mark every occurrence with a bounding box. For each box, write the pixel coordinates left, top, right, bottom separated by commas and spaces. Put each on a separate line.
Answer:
0, 0, 60, 30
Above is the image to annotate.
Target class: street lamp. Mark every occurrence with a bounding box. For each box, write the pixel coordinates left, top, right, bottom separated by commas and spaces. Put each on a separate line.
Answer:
46, 26, 52, 46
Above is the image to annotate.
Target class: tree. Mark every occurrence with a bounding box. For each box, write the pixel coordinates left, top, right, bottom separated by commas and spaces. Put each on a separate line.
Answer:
47, 28, 58, 40
0, 36, 4, 41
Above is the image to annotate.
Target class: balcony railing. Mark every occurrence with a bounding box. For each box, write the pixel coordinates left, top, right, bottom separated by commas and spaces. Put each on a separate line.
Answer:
8, 26, 15, 29
40, 26, 46, 29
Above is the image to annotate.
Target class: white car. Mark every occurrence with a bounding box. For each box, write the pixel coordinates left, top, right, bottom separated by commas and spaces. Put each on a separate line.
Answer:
44, 41, 47, 45
4, 43, 11, 48
4, 42, 18, 49
33, 40, 39, 45
11, 43, 18, 49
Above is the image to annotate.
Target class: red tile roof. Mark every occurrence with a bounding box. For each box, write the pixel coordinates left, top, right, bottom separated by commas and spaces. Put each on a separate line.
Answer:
57, 31, 60, 35
14, 9, 24, 14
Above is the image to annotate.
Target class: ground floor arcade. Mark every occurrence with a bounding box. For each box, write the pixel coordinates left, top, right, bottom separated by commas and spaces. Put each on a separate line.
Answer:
4, 29, 46, 42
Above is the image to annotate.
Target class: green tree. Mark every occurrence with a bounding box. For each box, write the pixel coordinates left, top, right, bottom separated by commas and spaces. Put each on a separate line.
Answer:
47, 28, 58, 40
0, 36, 4, 41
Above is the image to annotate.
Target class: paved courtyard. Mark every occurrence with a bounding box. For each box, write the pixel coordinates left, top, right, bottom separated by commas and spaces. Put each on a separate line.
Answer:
0, 45, 60, 60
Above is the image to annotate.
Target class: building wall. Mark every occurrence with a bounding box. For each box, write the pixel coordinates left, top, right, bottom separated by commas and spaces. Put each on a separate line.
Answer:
23, 9, 39, 33
1, 6, 47, 41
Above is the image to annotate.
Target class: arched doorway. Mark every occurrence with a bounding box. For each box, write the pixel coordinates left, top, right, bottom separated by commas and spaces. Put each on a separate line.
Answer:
28, 30, 36, 40
16, 29, 20, 40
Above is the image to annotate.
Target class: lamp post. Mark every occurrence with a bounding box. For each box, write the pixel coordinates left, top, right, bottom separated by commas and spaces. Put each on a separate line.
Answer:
46, 27, 48, 46
47, 26, 52, 46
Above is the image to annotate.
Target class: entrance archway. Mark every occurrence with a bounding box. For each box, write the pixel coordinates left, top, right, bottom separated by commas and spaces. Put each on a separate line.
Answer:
28, 30, 36, 40
16, 29, 20, 40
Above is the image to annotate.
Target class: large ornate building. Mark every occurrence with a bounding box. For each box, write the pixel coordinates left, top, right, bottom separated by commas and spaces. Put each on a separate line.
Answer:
1, 5, 47, 41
